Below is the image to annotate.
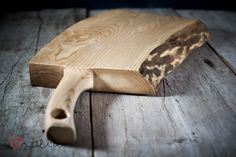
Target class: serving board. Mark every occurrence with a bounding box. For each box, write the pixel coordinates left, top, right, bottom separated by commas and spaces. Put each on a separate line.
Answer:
29, 9, 209, 144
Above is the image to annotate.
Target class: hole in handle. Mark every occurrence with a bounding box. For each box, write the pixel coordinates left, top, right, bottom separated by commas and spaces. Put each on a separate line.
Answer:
51, 109, 67, 119
47, 126, 75, 144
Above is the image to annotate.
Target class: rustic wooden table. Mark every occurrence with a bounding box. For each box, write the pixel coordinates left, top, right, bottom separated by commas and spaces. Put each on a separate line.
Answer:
0, 8, 235, 157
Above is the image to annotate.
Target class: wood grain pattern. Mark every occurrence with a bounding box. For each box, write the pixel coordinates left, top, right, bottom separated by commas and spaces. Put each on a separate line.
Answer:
30, 9, 209, 94
90, 9, 236, 157
0, 9, 92, 157
177, 10, 236, 74
2, 8, 235, 157
45, 68, 93, 143
139, 20, 208, 91
29, 9, 209, 143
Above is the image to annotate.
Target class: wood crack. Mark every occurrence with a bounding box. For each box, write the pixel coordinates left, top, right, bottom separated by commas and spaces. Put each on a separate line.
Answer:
0, 12, 43, 88
0, 11, 43, 106
89, 92, 95, 157
121, 103, 129, 156
0, 53, 25, 106
34, 11, 43, 55
164, 78, 199, 142
206, 42, 236, 75
201, 72, 236, 116
162, 78, 177, 130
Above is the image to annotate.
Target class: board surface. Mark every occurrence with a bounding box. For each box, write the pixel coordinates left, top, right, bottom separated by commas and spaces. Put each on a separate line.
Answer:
29, 9, 209, 95
1, 8, 235, 156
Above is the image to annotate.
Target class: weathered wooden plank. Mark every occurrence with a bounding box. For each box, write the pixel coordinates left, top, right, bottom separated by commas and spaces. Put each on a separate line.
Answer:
90, 8, 177, 16
0, 11, 43, 157
0, 9, 92, 157
0, 12, 39, 96
164, 45, 236, 156
37, 9, 86, 50
90, 9, 236, 157
176, 10, 236, 74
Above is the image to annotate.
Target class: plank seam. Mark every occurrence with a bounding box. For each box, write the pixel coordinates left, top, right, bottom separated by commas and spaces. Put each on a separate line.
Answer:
87, 9, 95, 157
86, 8, 90, 19
0, 53, 25, 106
34, 11, 43, 55
162, 78, 177, 130
174, 9, 236, 76
89, 92, 95, 157
206, 42, 236, 75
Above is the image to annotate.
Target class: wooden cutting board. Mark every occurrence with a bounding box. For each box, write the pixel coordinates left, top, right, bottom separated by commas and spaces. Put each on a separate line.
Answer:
29, 9, 209, 144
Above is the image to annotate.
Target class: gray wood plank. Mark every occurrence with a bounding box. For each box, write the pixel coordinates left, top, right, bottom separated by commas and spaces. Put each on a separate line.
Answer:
176, 10, 236, 74
0, 12, 39, 93
90, 9, 236, 157
89, 8, 177, 16
37, 9, 86, 50
0, 9, 92, 157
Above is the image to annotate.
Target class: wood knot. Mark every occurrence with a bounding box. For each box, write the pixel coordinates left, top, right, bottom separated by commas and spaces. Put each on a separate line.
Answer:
204, 59, 214, 67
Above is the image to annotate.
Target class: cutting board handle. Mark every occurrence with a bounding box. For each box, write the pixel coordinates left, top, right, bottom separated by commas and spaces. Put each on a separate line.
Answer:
44, 68, 93, 144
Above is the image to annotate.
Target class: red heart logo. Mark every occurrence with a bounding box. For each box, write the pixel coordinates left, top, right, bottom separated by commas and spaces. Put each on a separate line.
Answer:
8, 134, 24, 151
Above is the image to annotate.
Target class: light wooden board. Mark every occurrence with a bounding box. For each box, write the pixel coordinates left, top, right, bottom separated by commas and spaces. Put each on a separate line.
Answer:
1, 8, 236, 157
29, 9, 208, 143
0, 9, 92, 157
30, 9, 208, 95
90, 9, 236, 157
177, 10, 236, 74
